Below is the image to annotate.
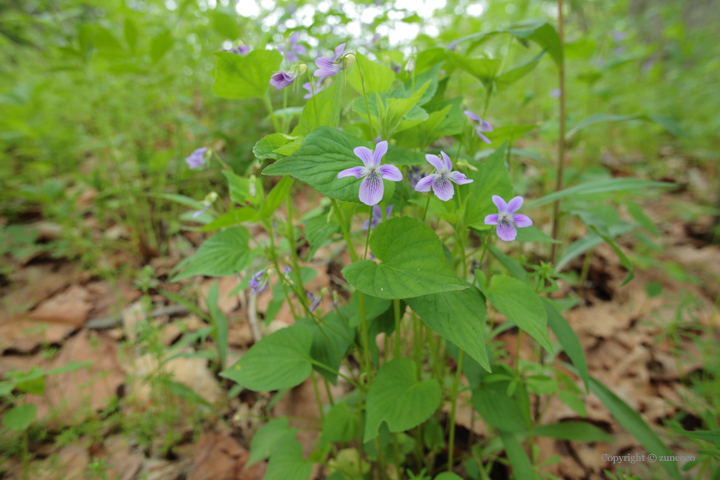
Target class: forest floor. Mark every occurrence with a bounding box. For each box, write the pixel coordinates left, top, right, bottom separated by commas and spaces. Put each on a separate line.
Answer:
0, 182, 718, 480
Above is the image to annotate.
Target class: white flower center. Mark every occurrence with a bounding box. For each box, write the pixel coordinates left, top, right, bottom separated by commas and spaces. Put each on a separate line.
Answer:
498, 212, 513, 225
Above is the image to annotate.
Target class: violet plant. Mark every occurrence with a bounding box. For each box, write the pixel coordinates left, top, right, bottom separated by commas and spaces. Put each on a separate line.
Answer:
174, 25, 682, 480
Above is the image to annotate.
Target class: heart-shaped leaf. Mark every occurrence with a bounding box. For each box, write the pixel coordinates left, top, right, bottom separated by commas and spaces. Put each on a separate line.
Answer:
342, 217, 468, 299
173, 226, 255, 281
212, 49, 282, 100
407, 286, 491, 372
220, 324, 313, 391
364, 359, 442, 442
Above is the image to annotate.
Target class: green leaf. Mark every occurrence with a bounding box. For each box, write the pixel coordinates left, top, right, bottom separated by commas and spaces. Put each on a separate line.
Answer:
426, 97, 465, 137
677, 429, 720, 443
403, 63, 441, 105
574, 211, 635, 286
213, 50, 282, 100
542, 298, 589, 392
150, 193, 205, 210
515, 226, 560, 243
382, 82, 431, 138
489, 246, 527, 282
587, 375, 683, 480
496, 52, 544, 90
482, 275, 552, 352
296, 78, 342, 136
207, 281, 229, 368
407, 286, 491, 372
265, 440, 313, 480
173, 226, 255, 280
224, 170, 263, 205
499, 430, 538, 480
166, 381, 222, 415
123, 19, 138, 54
257, 176, 294, 221
263, 127, 395, 205
248, 418, 298, 466
626, 201, 659, 237
2, 404, 37, 432
211, 10, 240, 39
394, 105, 452, 150
254, 134, 293, 160
297, 312, 355, 385
200, 207, 257, 232
485, 125, 538, 145
321, 403, 358, 445
464, 142, 513, 230
524, 178, 673, 210
364, 358, 442, 442
472, 381, 528, 432
347, 52, 396, 95
304, 215, 340, 260
220, 324, 313, 391
476, 147, 552, 167
343, 217, 468, 299
150, 29, 173, 62
446, 51, 501, 84
532, 421, 614, 442
555, 223, 634, 272
566, 113, 684, 140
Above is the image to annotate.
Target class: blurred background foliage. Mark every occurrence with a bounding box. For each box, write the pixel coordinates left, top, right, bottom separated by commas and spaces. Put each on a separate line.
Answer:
1, 0, 718, 273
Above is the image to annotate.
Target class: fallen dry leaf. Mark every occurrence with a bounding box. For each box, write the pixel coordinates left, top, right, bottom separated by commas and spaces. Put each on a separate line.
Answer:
187, 433, 266, 480
29, 285, 92, 327
200, 276, 240, 315
96, 436, 143, 480
28, 330, 125, 423
36, 445, 89, 480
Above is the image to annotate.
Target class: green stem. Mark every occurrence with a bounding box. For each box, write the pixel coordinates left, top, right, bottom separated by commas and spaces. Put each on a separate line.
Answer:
393, 299, 402, 359
356, 58, 376, 139
550, 0, 567, 263
421, 194, 431, 222
263, 92, 282, 133
286, 194, 307, 306
364, 205, 373, 260
447, 349, 464, 472
282, 87, 289, 134
331, 199, 358, 262
310, 370, 325, 421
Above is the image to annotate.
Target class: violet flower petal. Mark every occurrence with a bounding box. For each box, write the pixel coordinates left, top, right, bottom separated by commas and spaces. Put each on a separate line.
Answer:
512, 214, 533, 228
379, 164, 402, 182
425, 154, 445, 172
449, 171, 473, 185
337, 166, 365, 179
506, 196, 524, 213
353, 146, 374, 167
359, 173, 384, 206
440, 151, 453, 171
432, 176, 455, 201
492, 195, 509, 214
484, 214, 499, 225
415, 174, 436, 193
497, 223, 517, 242
373, 140, 388, 164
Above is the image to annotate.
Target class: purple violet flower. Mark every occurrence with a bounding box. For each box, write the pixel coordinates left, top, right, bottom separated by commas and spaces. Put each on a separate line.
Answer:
414, 151, 473, 202
249, 269, 269, 295
407, 166, 423, 189
193, 202, 210, 218
307, 291, 322, 312
374, 135, 382, 144
464, 110, 493, 144
337, 141, 403, 206
314, 43, 346, 79
363, 204, 393, 230
185, 147, 208, 169
484, 195, 533, 242
270, 70, 297, 90
225, 44, 250, 55
283, 266, 291, 274
278, 32, 307, 63
549, 88, 561, 98
302, 81, 324, 99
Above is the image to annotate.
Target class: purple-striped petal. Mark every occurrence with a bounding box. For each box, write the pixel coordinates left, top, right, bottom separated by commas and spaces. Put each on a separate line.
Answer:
464, 110, 481, 122
353, 146, 374, 166
373, 141, 388, 164
497, 223, 517, 242
440, 151, 453, 171
333, 43, 346, 61
492, 195, 509, 214
415, 174, 437, 193
449, 171, 473, 185
432, 176, 455, 201
294, 44, 307, 55
337, 166, 365, 179
475, 129, 492, 144
425, 154, 445, 172
512, 214, 533, 228
379, 164, 402, 182
484, 214, 499, 225
506, 196, 524, 213
359, 174, 384, 206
